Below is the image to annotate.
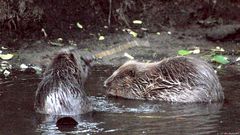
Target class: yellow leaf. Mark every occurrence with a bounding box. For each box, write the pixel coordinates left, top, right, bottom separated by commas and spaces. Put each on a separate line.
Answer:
129, 31, 138, 37
99, 36, 105, 40
76, 22, 83, 29
133, 20, 142, 24
0, 54, 14, 60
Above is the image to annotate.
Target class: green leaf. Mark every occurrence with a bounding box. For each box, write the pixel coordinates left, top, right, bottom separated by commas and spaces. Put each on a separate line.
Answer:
211, 55, 229, 64
177, 50, 192, 56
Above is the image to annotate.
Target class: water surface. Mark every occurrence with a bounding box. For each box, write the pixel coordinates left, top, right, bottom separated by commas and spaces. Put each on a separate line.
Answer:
0, 66, 239, 135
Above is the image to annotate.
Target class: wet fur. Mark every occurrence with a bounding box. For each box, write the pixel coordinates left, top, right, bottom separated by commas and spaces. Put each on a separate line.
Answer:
34, 50, 92, 115
104, 56, 224, 102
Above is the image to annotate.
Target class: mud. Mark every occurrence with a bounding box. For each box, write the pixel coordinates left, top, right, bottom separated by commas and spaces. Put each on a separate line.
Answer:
0, 0, 239, 74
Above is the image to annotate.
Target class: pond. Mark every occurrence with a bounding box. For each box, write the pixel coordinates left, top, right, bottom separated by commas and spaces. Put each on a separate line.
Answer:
0, 65, 239, 135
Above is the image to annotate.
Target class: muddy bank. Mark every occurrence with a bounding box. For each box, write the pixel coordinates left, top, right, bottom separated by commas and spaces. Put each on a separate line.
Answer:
0, 0, 240, 76
1, 28, 239, 72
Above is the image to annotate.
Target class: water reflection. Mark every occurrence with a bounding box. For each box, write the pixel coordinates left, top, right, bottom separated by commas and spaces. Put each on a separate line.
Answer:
35, 113, 103, 134
34, 94, 224, 134
90, 96, 223, 134
0, 66, 239, 134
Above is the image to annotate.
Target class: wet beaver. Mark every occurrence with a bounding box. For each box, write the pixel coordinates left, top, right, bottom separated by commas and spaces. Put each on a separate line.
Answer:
104, 56, 224, 102
34, 49, 92, 115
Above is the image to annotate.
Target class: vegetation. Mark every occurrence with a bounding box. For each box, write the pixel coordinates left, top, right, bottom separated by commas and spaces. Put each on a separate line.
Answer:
0, 0, 43, 31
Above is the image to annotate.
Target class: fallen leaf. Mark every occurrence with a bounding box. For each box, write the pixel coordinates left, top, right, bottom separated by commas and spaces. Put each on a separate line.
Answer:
211, 55, 229, 64
76, 22, 83, 29
57, 38, 63, 42
129, 31, 138, 37
133, 20, 142, 24
178, 50, 192, 56
1, 46, 7, 50
3, 70, 10, 77
0, 54, 14, 60
99, 36, 105, 40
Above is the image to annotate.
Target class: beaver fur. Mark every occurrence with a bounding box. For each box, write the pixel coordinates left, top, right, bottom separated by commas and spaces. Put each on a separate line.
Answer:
34, 50, 92, 115
104, 56, 224, 102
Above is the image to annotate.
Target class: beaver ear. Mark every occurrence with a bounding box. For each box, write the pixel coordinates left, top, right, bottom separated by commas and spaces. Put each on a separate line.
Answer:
70, 53, 75, 60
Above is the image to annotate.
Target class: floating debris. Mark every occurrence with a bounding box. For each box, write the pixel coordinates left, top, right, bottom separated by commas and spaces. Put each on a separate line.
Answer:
104, 26, 108, 29
76, 22, 83, 29
20, 64, 42, 74
124, 52, 134, 60
141, 28, 148, 31
31, 66, 42, 74
1, 46, 7, 50
1, 61, 12, 70
236, 57, 240, 62
99, 36, 105, 41
167, 31, 172, 35
156, 32, 161, 35
129, 31, 138, 37
123, 29, 138, 37
3, 70, 10, 77
190, 47, 200, 54
138, 115, 162, 119
0, 54, 14, 60
20, 64, 28, 71
68, 40, 77, 46
41, 28, 48, 37
217, 65, 222, 69
133, 20, 143, 24
211, 46, 225, 52
57, 38, 63, 42
48, 41, 64, 46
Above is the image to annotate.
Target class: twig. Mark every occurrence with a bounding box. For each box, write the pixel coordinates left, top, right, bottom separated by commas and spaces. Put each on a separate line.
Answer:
108, 0, 112, 26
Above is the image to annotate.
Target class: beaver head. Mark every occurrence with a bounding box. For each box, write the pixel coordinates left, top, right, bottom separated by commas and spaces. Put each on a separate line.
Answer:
104, 57, 224, 102
104, 61, 158, 100
35, 50, 93, 115
48, 50, 93, 84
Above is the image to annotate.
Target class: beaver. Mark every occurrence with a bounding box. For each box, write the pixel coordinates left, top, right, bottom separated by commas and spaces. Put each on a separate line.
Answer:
34, 49, 93, 115
104, 56, 224, 102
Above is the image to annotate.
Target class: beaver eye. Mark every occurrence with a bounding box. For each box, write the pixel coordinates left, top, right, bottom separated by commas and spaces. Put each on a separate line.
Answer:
128, 70, 135, 77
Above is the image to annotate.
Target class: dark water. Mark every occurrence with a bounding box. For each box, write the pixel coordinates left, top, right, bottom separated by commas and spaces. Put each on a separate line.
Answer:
0, 66, 239, 135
